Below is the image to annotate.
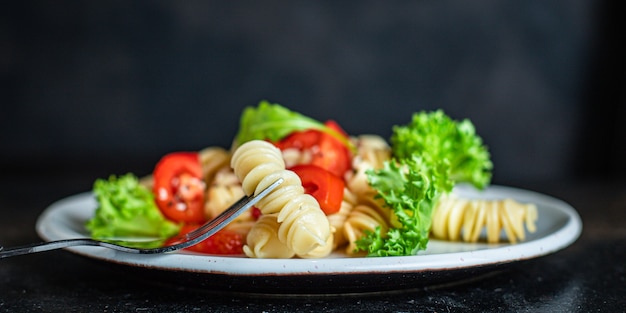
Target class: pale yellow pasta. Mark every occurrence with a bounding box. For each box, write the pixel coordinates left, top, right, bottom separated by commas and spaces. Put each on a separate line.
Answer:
249, 170, 303, 215
326, 187, 358, 249
342, 203, 390, 255
339, 135, 393, 254
198, 146, 231, 183
346, 135, 391, 202
231, 140, 332, 258
231, 141, 286, 195
204, 167, 249, 222
431, 197, 467, 241
224, 220, 256, 238
431, 194, 538, 244
300, 233, 335, 259
345, 165, 375, 202
353, 135, 391, 169
203, 162, 258, 235
281, 148, 312, 168
243, 214, 295, 259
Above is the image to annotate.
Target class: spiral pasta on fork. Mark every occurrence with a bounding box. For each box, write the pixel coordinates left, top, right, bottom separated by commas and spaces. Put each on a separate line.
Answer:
231, 140, 332, 258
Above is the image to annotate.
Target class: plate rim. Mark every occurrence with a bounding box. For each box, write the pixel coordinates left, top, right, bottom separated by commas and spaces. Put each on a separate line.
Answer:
35, 185, 582, 277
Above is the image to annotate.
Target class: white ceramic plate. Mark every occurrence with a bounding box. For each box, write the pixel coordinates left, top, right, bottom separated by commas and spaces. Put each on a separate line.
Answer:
36, 185, 582, 294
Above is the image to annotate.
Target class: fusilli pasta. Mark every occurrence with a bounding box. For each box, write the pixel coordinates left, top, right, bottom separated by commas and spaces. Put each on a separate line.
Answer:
326, 187, 358, 249
243, 214, 295, 258
231, 140, 332, 258
199, 146, 231, 183
431, 194, 538, 243
340, 135, 392, 254
204, 168, 245, 218
204, 167, 252, 229
342, 203, 390, 255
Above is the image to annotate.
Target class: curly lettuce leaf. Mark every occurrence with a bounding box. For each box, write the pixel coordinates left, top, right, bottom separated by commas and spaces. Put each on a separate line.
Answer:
356, 156, 453, 256
391, 110, 492, 189
358, 110, 492, 256
86, 174, 180, 247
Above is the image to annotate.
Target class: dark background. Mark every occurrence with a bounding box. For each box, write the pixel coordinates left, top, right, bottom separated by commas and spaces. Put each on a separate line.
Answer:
2, 3, 625, 311
1, 1, 624, 188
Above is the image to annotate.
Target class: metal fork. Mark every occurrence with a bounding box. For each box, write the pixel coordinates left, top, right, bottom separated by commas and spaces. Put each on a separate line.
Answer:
0, 178, 283, 259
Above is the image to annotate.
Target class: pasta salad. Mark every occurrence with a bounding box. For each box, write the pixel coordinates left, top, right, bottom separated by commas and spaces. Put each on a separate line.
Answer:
86, 101, 537, 258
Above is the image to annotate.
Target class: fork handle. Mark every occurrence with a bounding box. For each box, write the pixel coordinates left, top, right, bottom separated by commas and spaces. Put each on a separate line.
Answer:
1, 177, 284, 258
0, 238, 143, 258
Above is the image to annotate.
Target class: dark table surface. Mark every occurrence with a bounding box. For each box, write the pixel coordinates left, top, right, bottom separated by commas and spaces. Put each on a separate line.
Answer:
1, 166, 624, 312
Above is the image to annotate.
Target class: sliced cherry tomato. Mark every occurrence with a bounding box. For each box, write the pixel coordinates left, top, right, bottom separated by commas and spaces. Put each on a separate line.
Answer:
276, 120, 352, 178
324, 120, 349, 138
165, 224, 244, 255
313, 120, 352, 178
290, 164, 345, 215
250, 207, 262, 220
153, 152, 206, 223
275, 128, 320, 150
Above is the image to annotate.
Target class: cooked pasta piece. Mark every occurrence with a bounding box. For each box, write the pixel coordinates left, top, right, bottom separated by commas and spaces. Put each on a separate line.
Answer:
326, 187, 358, 249
199, 146, 231, 183
281, 147, 312, 168
431, 194, 538, 244
204, 167, 249, 222
346, 135, 391, 203
224, 220, 256, 238
343, 203, 390, 255
353, 135, 391, 169
231, 140, 332, 258
299, 233, 335, 258
204, 167, 242, 217
341, 135, 393, 254
243, 214, 295, 258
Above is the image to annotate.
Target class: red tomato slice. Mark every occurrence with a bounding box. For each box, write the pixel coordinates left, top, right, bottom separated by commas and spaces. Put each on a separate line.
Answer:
153, 152, 206, 223
290, 164, 345, 215
275, 128, 320, 150
165, 224, 244, 255
313, 120, 352, 178
324, 119, 349, 138
250, 207, 262, 220
276, 120, 352, 178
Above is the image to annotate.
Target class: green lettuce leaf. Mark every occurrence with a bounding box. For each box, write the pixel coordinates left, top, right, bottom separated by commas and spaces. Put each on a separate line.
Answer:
85, 174, 180, 248
235, 100, 353, 149
391, 110, 492, 189
357, 110, 492, 256
357, 156, 453, 256
235, 100, 325, 144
